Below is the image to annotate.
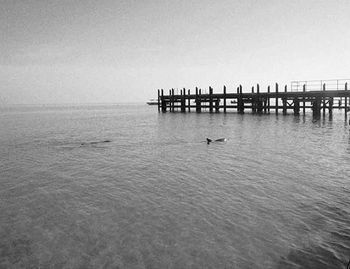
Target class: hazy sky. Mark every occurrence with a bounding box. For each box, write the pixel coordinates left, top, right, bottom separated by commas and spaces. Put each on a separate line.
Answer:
1, 0, 350, 104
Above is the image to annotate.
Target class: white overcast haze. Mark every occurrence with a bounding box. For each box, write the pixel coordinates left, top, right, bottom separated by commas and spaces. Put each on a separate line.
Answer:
1, 0, 350, 104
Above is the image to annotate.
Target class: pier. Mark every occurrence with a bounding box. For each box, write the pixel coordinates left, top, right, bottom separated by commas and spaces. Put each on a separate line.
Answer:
157, 79, 350, 117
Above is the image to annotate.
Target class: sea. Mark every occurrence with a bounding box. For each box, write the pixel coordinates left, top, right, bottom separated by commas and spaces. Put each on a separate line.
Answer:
0, 104, 349, 269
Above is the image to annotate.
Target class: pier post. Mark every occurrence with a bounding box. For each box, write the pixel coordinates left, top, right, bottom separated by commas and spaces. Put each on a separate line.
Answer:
293, 97, 300, 115
312, 97, 322, 117
282, 85, 287, 115
267, 86, 270, 113
303, 84, 306, 115
345, 83, 348, 115
275, 83, 279, 114
181, 88, 186, 112
223, 85, 227, 113
329, 97, 333, 115
316, 96, 322, 117
252, 86, 256, 113
198, 89, 202, 112
195, 87, 199, 112
257, 84, 263, 113
180, 89, 182, 110
161, 89, 166, 112
322, 83, 326, 115
171, 88, 175, 112
239, 85, 244, 114
168, 89, 172, 112
236, 87, 240, 113
167, 89, 171, 112
209, 87, 213, 113
188, 89, 191, 112
215, 98, 220, 112
282, 98, 287, 115
157, 89, 160, 112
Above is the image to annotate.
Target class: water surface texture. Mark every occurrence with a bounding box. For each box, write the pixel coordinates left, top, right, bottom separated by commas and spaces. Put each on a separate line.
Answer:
1, 104, 350, 268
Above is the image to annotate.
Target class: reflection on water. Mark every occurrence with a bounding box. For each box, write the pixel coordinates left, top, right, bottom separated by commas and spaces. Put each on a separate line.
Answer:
0, 105, 349, 268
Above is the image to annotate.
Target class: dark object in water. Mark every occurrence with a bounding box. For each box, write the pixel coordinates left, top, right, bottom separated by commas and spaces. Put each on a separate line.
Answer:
81, 140, 111, 146
206, 138, 227, 144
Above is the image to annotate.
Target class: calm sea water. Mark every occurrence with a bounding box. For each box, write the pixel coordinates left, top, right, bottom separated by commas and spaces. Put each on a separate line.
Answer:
0, 104, 349, 269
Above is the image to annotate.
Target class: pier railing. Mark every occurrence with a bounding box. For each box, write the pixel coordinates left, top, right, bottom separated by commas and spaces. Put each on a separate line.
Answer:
291, 79, 350, 92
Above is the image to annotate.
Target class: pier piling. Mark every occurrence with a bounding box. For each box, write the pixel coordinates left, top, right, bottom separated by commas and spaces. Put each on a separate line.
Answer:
188, 89, 191, 112
157, 89, 160, 112
223, 85, 227, 113
161, 89, 166, 112
323, 83, 326, 116
267, 86, 270, 113
181, 88, 186, 112
282, 85, 287, 115
303, 84, 306, 115
346, 83, 348, 115
293, 97, 300, 115
275, 83, 279, 114
209, 87, 213, 113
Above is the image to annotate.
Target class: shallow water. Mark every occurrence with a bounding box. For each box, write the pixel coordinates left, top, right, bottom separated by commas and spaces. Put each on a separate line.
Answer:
0, 104, 349, 268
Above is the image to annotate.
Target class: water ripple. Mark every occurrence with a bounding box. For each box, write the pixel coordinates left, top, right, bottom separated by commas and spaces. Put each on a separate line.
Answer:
1, 105, 349, 268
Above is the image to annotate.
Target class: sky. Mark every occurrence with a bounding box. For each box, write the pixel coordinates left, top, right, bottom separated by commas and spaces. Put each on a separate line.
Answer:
1, 0, 350, 104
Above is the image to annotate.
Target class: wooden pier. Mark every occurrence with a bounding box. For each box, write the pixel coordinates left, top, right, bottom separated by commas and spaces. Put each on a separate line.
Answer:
156, 80, 350, 117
